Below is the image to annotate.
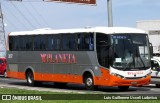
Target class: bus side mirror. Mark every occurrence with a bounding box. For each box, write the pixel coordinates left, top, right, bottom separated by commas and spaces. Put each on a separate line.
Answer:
149, 43, 153, 58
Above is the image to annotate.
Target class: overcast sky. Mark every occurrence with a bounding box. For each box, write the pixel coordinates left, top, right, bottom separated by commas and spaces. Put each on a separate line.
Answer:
1, 0, 160, 34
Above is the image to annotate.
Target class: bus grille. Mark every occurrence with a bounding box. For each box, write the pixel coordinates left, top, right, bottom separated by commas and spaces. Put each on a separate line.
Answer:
125, 77, 144, 79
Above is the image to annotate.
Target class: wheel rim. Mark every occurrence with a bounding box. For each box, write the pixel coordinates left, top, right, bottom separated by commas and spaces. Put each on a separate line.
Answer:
28, 73, 33, 84
86, 78, 93, 87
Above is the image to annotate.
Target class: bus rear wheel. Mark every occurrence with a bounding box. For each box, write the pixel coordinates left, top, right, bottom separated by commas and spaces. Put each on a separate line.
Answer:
26, 71, 42, 86
118, 86, 129, 90
26, 71, 35, 86
84, 74, 98, 90
26, 71, 41, 86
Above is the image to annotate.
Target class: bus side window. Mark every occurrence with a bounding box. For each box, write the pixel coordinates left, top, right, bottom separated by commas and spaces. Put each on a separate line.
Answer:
54, 35, 61, 50
19, 36, 26, 50
47, 35, 61, 51
9, 36, 14, 51
78, 33, 94, 51
15, 36, 20, 51
61, 34, 77, 51
47, 35, 54, 50
70, 34, 77, 50
34, 35, 46, 51
62, 34, 70, 51
34, 36, 40, 50
40, 35, 46, 50
25, 36, 33, 51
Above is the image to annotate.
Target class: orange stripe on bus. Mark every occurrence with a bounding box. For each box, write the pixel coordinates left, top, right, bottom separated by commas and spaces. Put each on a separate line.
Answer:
7, 71, 83, 84
34, 73, 83, 84
7, 69, 151, 87
93, 68, 110, 86
7, 71, 25, 80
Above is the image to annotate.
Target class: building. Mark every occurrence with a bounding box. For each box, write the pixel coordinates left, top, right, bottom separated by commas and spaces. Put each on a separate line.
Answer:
137, 20, 160, 55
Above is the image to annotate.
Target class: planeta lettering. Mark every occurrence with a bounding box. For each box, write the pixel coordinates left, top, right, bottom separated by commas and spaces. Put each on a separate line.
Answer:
40, 54, 47, 62
40, 53, 76, 64
127, 71, 144, 75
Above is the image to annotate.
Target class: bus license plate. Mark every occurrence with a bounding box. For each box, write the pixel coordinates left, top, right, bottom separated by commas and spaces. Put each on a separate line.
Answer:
131, 82, 137, 86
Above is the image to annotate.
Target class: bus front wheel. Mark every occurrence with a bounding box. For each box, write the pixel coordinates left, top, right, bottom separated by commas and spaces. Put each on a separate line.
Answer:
84, 74, 98, 90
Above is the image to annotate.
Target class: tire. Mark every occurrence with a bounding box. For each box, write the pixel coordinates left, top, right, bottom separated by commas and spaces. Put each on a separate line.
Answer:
84, 74, 97, 90
54, 82, 67, 88
156, 84, 160, 88
118, 86, 129, 90
26, 71, 42, 86
3, 71, 7, 78
26, 71, 35, 86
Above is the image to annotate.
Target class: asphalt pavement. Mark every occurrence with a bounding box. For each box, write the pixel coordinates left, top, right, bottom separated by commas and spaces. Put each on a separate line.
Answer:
0, 76, 160, 94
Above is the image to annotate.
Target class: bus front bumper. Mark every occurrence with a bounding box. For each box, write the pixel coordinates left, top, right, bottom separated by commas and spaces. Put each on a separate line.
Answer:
108, 75, 151, 87
94, 75, 151, 87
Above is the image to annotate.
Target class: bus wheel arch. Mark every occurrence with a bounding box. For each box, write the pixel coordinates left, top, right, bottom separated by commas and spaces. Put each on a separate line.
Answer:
83, 71, 98, 90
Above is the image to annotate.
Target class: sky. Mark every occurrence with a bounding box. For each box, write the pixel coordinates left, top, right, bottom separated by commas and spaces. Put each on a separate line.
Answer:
1, 0, 160, 34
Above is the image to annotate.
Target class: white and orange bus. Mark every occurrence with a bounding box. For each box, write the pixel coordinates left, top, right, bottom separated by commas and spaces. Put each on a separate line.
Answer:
7, 27, 152, 90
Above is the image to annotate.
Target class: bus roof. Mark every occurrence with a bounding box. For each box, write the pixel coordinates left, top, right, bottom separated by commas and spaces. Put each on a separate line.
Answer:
9, 27, 147, 36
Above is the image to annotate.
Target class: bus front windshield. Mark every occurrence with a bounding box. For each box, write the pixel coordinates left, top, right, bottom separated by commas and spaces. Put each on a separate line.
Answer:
111, 34, 150, 70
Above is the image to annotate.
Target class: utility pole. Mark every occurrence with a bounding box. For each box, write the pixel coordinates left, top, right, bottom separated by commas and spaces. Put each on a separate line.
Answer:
0, 3, 6, 57
107, 0, 113, 27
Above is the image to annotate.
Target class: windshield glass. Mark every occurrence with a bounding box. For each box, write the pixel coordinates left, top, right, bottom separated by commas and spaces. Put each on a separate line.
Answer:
111, 34, 150, 70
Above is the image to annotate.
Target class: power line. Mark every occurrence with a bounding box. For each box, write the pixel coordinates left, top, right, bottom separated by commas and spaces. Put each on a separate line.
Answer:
6, 0, 51, 28
30, 3, 50, 27
10, 2, 37, 29
2, 4, 29, 30
3, 14, 20, 30
21, 2, 43, 27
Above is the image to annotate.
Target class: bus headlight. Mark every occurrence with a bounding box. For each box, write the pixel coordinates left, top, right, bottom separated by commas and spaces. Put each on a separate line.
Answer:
111, 73, 124, 78
144, 72, 152, 78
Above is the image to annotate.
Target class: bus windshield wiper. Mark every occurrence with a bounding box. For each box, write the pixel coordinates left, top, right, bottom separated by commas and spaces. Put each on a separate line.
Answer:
138, 55, 146, 68
123, 55, 134, 71
135, 48, 146, 68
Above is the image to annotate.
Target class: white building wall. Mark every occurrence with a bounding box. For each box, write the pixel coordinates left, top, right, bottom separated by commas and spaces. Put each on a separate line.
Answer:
137, 20, 160, 31
137, 20, 160, 54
